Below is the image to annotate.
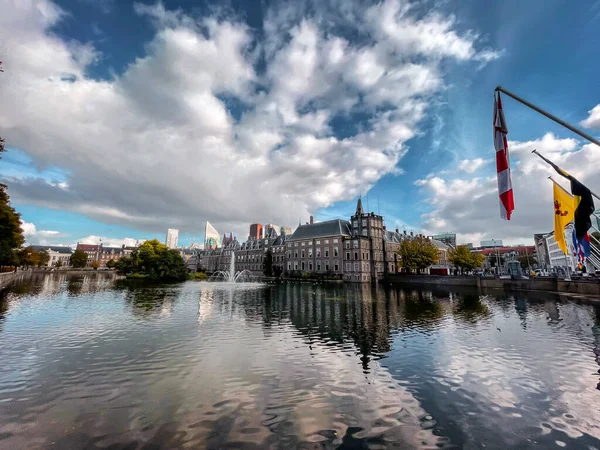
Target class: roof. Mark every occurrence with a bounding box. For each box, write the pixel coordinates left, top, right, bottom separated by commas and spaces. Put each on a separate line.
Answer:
383, 230, 404, 244
77, 244, 99, 251
289, 219, 351, 241
431, 239, 450, 250
101, 247, 123, 253
30, 245, 73, 254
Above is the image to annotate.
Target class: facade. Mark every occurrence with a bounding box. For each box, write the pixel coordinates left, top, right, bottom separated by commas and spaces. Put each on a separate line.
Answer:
98, 246, 124, 267
31, 245, 72, 267
249, 223, 263, 240
76, 243, 100, 264
165, 228, 179, 249
432, 232, 456, 248
192, 199, 439, 283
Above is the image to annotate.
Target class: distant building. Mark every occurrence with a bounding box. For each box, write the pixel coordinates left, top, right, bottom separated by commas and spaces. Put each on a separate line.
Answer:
249, 224, 263, 240
264, 223, 279, 238
480, 239, 503, 248
98, 246, 125, 267
30, 245, 72, 267
465, 243, 474, 249
204, 221, 220, 249
533, 233, 549, 269
432, 232, 456, 248
76, 243, 100, 264
165, 228, 179, 249
280, 226, 293, 236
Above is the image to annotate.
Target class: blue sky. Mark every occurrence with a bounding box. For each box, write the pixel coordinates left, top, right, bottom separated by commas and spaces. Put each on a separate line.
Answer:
1, 0, 599, 247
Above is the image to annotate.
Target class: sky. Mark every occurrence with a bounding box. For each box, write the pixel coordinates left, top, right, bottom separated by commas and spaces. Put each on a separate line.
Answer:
1, 0, 599, 248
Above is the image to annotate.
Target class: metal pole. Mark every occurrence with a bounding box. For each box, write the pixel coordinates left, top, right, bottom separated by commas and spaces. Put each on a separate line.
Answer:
496, 86, 600, 148
536, 151, 600, 202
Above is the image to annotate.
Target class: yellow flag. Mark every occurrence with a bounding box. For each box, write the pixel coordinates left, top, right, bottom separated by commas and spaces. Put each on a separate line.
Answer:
553, 181, 575, 255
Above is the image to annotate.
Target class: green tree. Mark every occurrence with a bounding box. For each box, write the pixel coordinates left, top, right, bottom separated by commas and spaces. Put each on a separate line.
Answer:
116, 240, 188, 281
397, 237, 439, 273
91, 260, 100, 270
37, 250, 50, 267
106, 259, 117, 269
55, 260, 63, 268
449, 246, 484, 273
263, 249, 273, 277
71, 249, 88, 268
0, 186, 25, 267
19, 246, 39, 268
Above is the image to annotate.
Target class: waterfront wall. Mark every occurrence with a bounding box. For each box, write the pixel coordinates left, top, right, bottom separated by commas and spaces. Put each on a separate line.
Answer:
388, 274, 600, 296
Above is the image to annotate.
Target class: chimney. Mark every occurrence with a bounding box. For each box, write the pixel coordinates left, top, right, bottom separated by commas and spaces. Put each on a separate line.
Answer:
395, 227, 399, 233
403, 230, 407, 235
310, 215, 314, 224
410, 231, 414, 237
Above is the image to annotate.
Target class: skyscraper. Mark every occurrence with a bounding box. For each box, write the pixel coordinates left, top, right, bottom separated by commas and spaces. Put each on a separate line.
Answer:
204, 222, 220, 249
249, 223, 263, 240
165, 228, 179, 249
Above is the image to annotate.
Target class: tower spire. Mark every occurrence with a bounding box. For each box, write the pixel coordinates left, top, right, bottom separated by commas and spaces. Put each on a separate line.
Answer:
356, 196, 364, 215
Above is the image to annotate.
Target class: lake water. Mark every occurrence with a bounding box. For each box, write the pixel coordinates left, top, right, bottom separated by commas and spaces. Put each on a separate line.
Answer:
0, 273, 599, 449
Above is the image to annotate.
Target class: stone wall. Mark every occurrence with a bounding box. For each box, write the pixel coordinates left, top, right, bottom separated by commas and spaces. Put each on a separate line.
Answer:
388, 274, 600, 296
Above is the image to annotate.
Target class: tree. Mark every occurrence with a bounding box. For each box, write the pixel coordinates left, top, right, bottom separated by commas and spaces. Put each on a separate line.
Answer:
37, 250, 50, 267
91, 260, 100, 270
55, 260, 63, 268
116, 240, 188, 281
263, 249, 273, 277
106, 259, 116, 269
396, 237, 439, 273
517, 255, 536, 270
19, 246, 39, 268
71, 250, 88, 268
0, 185, 25, 267
449, 246, 484, 273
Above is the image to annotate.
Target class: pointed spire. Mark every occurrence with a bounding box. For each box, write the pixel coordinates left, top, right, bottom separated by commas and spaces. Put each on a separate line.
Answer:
356, 196, 364, 215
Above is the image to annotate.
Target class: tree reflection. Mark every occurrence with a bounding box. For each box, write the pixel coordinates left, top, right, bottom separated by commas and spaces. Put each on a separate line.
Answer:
452, 292, 490, 324
123, 284, 175, 317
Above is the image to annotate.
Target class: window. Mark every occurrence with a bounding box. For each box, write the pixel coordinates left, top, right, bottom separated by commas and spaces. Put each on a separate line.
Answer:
362, 229, 368, 236
352, 220, 357, 227
353, 240, 359, 249
317, 261, 321, 271
334, 247, 338, 257
354, 262, 359, 271
301, 262, 305, 270
334, 262, 339, 271
325, 249, 329, 257
295, 242, 299, 247
301, 250, 305, 258
316, 249, 321, 257
301, 242, 305, 246
346, 252, 350, 260
355, 252, 358, 260
308, 249, 313, 257
325, 239, 329, 244
362, 219, 367, 226
333, 238, 338, 243
294, 262, 298, 270
346, 262, 351, 271
345, 241, 350, 249
325, 262, 330, 271
316, 240, 321, 245
309, 262, 313, 271
294, 251, 298, 258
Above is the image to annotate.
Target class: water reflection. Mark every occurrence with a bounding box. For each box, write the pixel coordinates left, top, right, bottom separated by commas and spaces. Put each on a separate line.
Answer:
0, 276, 599, 449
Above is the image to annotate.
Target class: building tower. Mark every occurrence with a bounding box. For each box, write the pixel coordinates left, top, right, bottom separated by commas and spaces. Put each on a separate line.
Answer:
349, 197, 384, 282
249, 223, 263, 240
165, 228, 179, 249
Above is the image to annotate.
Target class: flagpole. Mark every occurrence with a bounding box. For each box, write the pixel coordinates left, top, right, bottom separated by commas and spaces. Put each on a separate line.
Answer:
495, 86, 600, 148
533, 149, 600, 202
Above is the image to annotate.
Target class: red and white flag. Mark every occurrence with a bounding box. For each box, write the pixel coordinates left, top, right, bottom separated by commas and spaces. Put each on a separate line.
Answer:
494, 91, 514, 220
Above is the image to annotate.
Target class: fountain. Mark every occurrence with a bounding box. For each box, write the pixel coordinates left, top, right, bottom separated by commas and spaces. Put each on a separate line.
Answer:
209, 251, 253, 283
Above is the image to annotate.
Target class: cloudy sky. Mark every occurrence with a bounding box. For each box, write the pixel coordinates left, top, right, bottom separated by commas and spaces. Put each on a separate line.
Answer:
1, 0, 599, 247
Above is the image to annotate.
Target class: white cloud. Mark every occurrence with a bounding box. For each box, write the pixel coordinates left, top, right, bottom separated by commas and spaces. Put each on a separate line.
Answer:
0, 0, 500, 238
76, 235, 141, 247
580, 104, 600, 130
20, 221, 63, 245
417, 133, 600, 245
457, 157, 490, 173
